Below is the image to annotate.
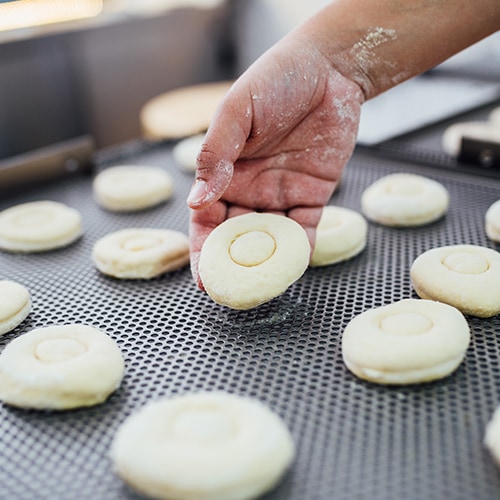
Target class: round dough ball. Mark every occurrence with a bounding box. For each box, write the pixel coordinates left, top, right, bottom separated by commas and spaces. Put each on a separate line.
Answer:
140, 81, 233, 140
361, 173, 449, 227
342, 299, 470, 385
411, 244, 500, 318
0, 280, 31, 335
486, 199, 500, 243
484, 405, 500, 467
110, 391, 295, 500
172, 134, 205, 173
92, 228, 190, 279
93, 165, 174, 212
442, 121, 500, 156
310, 206, 367, 267
198, 213, 310, 310
0, 200, 83, 252
0, 324, 125, 410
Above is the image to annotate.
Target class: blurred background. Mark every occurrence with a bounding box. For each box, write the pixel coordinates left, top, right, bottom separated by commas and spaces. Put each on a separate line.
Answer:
0, 0, 499, 160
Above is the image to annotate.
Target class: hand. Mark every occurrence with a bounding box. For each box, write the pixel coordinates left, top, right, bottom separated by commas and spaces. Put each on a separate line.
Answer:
187, 37, 364, 288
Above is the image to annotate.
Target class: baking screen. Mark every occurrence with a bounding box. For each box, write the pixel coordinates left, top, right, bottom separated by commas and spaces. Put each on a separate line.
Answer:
0, 141, 499, 500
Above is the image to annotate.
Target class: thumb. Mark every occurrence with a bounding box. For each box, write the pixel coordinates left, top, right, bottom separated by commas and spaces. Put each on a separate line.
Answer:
186, 85, 251, 210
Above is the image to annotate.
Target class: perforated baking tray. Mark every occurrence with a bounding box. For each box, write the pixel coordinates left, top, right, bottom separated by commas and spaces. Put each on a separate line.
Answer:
0, 141, 500, 500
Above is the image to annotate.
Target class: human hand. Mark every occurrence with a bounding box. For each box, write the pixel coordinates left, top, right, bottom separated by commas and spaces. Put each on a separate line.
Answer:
187, 37, 364, 288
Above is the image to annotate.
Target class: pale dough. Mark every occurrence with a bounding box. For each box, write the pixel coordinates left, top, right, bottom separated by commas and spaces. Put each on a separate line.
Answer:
0, 200, 83, 252
442, 120, 500, 156
0, 280, 31, 335
361, 173, 449, 227
198, 213, 310, 310
411, 244, 500, 318
93, 165, 174, 212
486, 199, 500, 243
310, 206, 367, 267
172, 134, 205, 173
484, 405, 500, 467
342, 298, 470, 385
92, 228, 190, 279
0, 324, 124, 410
140, 81, 233, 140
489, 107, 500, 126
110, 391, 295, 500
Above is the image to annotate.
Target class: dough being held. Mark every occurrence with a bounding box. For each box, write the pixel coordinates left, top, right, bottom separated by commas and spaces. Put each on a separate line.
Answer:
411, 244, 500, 318
342, 299, 470, 385
93, 165, 174, 212
92, 228, 189, 279
198, 213, 310, 310
110, 391, 295, 500
0, 280, 31, 335
0, 200, 83, 252
310, 206, 367, 267
361, 173, 449, 227
0, 324, 125, 410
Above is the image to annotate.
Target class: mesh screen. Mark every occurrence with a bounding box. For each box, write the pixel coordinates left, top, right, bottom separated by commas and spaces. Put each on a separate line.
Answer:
0, 142, 500, 500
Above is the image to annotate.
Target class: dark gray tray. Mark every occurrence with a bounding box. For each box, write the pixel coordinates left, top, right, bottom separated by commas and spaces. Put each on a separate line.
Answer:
0, 142, 499, 500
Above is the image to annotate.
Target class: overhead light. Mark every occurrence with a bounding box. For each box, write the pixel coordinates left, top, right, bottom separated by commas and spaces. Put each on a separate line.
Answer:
0, 0, 103, 32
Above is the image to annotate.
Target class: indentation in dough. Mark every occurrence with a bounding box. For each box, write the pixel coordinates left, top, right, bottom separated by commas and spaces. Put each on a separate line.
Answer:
121, 235, 162, 252
380, 312, 433, 336
229, 231, 276, 267
35, 338, 87, 363
172, 407, 235, 444
385, 178, 423, 195
443, 252, 489, 274
13, 210, 52, 227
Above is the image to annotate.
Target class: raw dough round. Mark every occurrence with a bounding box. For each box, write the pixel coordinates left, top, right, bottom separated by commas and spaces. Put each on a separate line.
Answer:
486, 199, 500, 243
110, 391, 295, 500
361, 173, 449, 227
93, 165, 174, 212
310, 206, 367, 267
484, 405, 500, 467
172, 134, 205, 173
342, 298, 470, 385
489, 107, 500, 126
0, 324, 124, 410
0, 200, 83, 252
140, 81, 233, 140
0, 280, 31, 335
92, 228, 190, 279
198, 213, 310, 310
442, 121, 500, 156
411, 244, 500, 318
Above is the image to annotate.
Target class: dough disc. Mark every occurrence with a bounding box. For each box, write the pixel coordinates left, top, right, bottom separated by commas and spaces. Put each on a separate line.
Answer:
0, 280, 31, 335
411, 244, 500, 318
486, 199, 500, 243
92, 228, 190, 279
0, 324, 125, 409
342, 298, 470, 385
442, 120, 500, 156
310, 206, 367, 266
198, 213, 310, 310
141, 81, 233, 140
361, 173, 449, 227
110, 391, 295, 500
172, 134, 205, 173
93, 165, 174, 212
0, 200, 83, 252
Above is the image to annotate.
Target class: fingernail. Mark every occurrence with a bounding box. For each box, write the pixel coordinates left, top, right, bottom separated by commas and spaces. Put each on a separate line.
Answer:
187, 178, 208, 207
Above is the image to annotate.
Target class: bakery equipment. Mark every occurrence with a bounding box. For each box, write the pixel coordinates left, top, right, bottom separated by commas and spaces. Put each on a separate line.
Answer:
1, 103, 499, 497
